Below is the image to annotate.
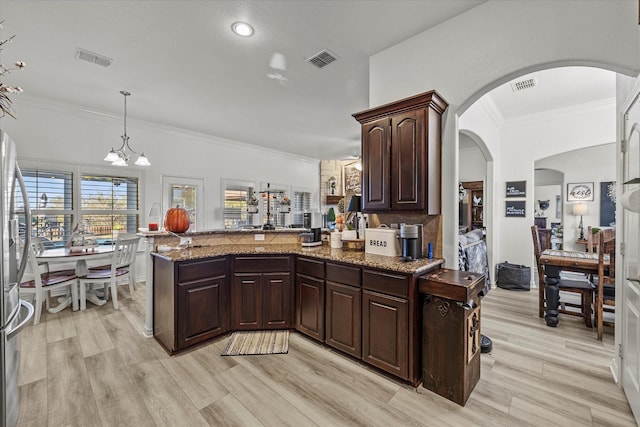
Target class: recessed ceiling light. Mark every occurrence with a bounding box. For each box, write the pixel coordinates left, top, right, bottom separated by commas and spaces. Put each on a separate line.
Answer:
231, 22, 254, 37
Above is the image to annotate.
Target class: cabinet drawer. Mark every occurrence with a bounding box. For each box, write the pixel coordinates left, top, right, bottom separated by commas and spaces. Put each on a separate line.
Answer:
235, 256, 290, 273
296, 257, 325, 278
363, 269, 408, 299
178, 258, 226, 283
326, 262, 361, 287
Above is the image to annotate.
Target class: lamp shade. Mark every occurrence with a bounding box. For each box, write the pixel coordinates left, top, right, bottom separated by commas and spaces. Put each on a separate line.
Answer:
572, 203, 589, 216
347, 195, 361, 212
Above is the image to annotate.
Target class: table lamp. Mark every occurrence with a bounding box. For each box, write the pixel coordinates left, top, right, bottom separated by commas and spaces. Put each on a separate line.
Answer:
347, 195, 362, 239
572, 203, 588, 240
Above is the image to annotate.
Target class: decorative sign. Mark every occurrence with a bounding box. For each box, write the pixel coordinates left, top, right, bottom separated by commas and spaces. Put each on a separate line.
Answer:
505, 200, 526, 217
600, 181, 616, 227
506, 181, 526, 198
343, 163, 362, 195
567, 182, 594, 201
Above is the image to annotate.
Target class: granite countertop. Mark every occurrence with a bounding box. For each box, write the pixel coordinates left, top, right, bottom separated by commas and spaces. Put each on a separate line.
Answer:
152, 243, 444, 275
137, 228, 311, 237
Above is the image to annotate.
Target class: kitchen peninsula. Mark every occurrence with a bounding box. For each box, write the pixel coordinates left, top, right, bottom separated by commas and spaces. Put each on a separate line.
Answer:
143, 228, 443, 386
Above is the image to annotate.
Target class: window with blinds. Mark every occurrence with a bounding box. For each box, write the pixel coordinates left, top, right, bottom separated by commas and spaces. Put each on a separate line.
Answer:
292, 191, 312, 227
80, 175, 139, 243
224, 186, 253, 228
18, 169, 74, 248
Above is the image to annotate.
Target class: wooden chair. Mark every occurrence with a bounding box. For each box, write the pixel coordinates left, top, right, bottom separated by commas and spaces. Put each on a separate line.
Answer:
531, 225, 594, 327
594, 229, 616, 340
19, 242, 79, 324
78, 234, 140, 310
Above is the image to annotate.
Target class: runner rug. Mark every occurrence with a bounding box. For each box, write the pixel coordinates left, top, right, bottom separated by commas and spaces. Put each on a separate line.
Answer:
221, 330, 289, 356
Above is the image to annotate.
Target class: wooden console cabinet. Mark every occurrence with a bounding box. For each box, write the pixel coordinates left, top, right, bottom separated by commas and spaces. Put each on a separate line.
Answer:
232, 256, 292, 330
353, 90, 448, 214
153, 256, 229, 353
419, 269, 485, 406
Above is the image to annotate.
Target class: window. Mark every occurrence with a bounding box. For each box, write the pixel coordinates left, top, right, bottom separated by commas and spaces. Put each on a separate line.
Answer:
224, 185, 253, 228
80, 174, 139, 243
292, 190, 312, 227
18, 169, 74, 248
18, 165, 141, 247
162, 176, 204, 231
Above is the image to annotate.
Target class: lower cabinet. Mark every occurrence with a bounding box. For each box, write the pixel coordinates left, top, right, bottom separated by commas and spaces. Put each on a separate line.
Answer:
362, 269, 410, 380
295, 257, 325, 341
232, 256, 292, 330
154, 256, 229, 353
325, 262, 362, 358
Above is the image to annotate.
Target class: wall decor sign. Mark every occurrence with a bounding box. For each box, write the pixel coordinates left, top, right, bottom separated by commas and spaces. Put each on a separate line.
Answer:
600, 181, 616, 227
505, 181, 526, 198
505, 200, 526, 217
567, 182, 594, 202
343, 162, 362, 196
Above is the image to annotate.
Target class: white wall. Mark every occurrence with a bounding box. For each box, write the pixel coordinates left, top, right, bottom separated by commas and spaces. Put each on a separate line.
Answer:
1, 96, 320, 231
369, 0, 640, 269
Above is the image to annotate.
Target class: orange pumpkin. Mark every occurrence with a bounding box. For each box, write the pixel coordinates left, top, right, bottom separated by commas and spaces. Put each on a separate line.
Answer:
164, 206, 190, 233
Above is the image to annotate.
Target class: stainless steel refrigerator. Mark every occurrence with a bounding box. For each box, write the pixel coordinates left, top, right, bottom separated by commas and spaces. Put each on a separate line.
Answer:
0, 130, 34, 427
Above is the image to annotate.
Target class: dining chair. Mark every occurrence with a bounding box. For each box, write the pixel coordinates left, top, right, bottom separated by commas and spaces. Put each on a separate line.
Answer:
531, 225, 594, 327
594, 228, 615, 340
19, 242, 79, 325
78, 234, 140, 310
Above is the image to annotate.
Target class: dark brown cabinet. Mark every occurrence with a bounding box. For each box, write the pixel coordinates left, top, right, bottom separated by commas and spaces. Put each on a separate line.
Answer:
325, 262, 362, 358
419, 269, 485, 406
353, 90, 448, 214
460, 181, 484, 232
232, 256, 292, 330
361, 269, 410, 380
154, 256, 229, 353
295, 257, 325, 341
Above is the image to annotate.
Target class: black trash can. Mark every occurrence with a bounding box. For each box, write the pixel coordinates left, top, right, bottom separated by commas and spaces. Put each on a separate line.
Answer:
496, 261, 531, 291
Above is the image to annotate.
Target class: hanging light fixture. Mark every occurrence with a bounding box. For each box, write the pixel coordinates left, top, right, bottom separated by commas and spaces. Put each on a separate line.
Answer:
104, 90, 151, 167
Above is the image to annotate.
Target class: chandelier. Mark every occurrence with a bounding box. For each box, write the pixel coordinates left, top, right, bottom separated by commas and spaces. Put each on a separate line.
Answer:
103, 91, 150, 166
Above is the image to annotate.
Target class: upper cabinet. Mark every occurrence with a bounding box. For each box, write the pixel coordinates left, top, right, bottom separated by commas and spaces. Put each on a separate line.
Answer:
353, 90, 448, 214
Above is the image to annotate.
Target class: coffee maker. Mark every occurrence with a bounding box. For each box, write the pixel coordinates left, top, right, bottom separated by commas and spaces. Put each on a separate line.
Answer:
400, 224, 423, 260
300, 212, 323, 247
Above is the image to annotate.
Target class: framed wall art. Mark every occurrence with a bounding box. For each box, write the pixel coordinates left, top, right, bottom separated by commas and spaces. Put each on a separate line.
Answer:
505, 180, 526, 198
505, 200, 526, 217
567, 182, 594, 202
600, 181, 616, 227
343, 162, 362, 196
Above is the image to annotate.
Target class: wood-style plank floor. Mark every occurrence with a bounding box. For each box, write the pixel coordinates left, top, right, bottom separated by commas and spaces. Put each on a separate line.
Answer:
17, 283, 637, 426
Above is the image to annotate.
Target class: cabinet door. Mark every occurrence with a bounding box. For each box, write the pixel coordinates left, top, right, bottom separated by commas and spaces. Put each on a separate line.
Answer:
295, 274, 325, 341
177, 275, 227, 349
391, 109, 425, 211
362, 117, 391, 211
362, 290, 408, 379
325, 281, 361, 358
262, 273, 292, 329
232, 273, 262, 330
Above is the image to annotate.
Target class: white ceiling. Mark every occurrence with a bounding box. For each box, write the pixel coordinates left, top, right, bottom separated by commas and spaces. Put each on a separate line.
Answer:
1, 1, 616, 160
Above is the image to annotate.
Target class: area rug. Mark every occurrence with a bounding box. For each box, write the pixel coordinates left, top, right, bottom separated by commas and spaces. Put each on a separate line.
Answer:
221, 330, 289, 356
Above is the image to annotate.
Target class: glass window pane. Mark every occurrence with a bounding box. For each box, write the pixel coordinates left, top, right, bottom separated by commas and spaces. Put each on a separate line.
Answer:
81, 175, 139, 211
224, 186, 253, 228
170, 184, 196, 229
81, 214, 138, 244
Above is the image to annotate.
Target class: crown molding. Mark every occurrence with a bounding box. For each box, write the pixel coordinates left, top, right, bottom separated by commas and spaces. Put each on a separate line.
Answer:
13, 94, 320, 165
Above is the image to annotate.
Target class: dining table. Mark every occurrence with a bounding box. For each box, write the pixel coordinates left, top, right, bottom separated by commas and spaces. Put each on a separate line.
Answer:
36, 245, 114, 310
539, 248, 609, 327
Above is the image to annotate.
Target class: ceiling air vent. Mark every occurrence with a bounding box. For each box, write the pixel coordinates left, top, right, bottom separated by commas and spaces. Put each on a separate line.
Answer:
510, 77, 537, 92
306, 49, 338, 69
75, 47, 113, 67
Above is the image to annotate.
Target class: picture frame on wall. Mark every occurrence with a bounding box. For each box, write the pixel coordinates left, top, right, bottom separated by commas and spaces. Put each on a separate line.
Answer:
505, 200, 526, 217
343, 162, 362, 196
505, 180, 526, 198
567, 182, 594, 201
600, 181, 616, 227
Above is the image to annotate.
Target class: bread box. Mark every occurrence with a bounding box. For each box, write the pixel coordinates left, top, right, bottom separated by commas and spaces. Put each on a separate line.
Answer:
364, 227, 401, 257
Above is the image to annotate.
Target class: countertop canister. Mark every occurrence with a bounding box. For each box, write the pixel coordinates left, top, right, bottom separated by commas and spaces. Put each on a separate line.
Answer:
331, 231, 343, 248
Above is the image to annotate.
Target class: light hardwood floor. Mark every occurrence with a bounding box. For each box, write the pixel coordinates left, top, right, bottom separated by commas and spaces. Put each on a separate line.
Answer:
17, 283, 637, 426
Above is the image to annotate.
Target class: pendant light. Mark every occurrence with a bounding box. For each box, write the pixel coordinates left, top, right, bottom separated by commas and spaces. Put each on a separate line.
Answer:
104, 91, 150, 167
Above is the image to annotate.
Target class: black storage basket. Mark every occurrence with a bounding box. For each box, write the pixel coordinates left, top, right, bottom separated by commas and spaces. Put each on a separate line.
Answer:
496, 262, 531, 291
